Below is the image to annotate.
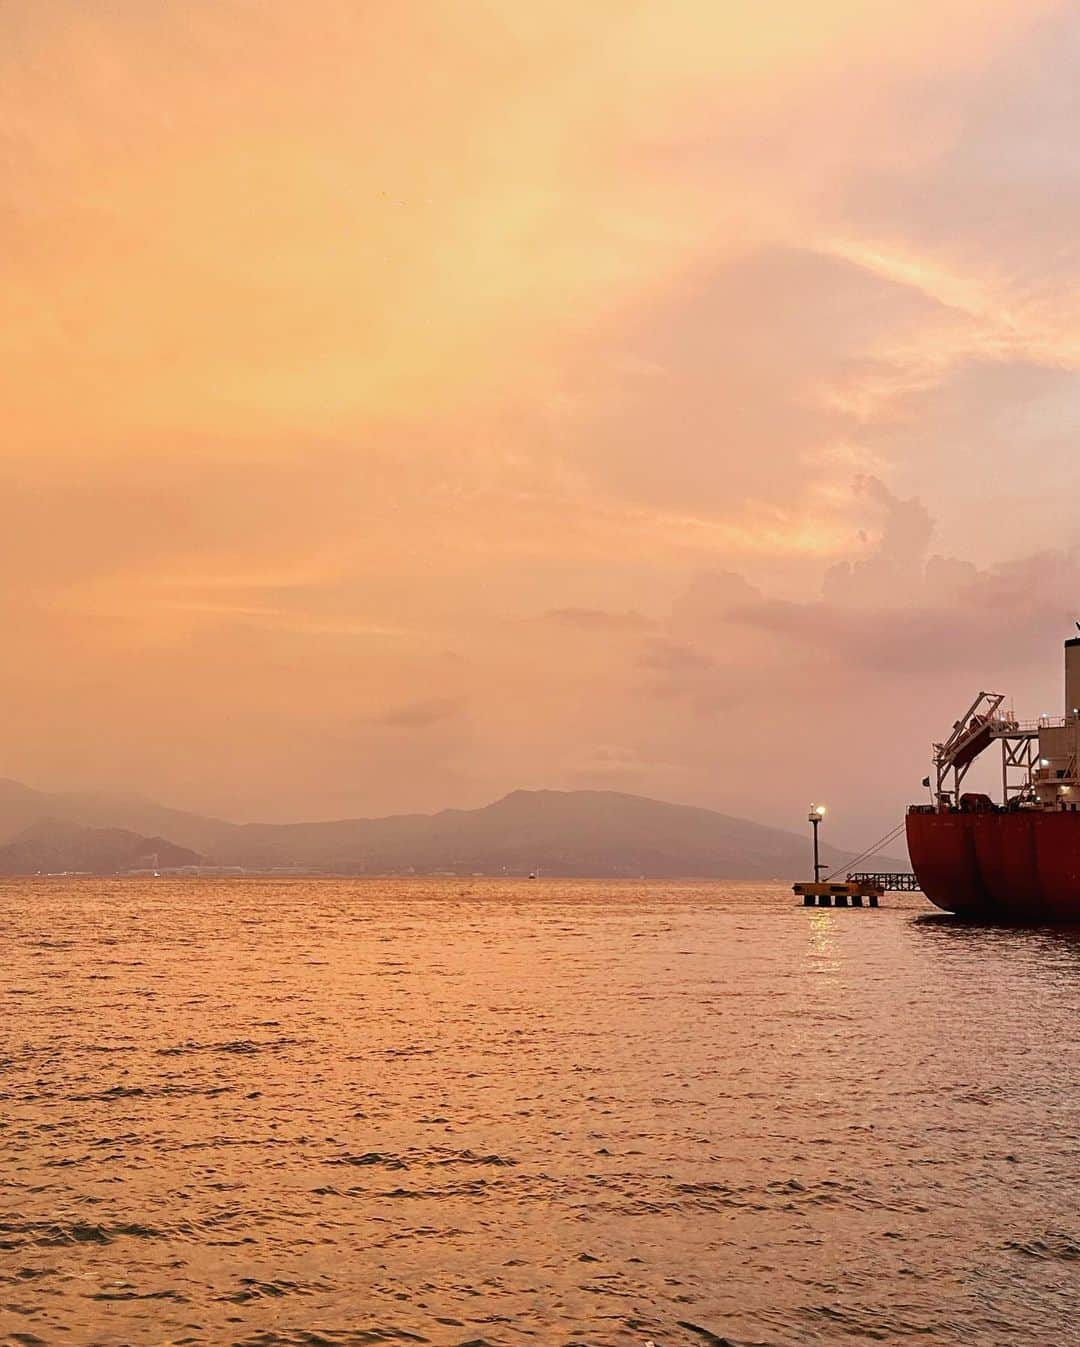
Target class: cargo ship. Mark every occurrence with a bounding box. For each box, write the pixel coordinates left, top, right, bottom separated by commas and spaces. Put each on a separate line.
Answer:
906, 637, 1080, 921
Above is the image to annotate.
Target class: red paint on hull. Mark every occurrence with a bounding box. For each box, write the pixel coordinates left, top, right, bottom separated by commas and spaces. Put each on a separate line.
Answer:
907, 810, 1080, 921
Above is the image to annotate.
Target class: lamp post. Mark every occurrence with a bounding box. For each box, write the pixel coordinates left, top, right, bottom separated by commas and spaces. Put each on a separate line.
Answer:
808, 803, 826, 881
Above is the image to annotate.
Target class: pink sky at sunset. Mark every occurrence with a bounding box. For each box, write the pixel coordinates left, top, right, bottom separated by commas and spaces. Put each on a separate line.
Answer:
3, 1, 1079, 844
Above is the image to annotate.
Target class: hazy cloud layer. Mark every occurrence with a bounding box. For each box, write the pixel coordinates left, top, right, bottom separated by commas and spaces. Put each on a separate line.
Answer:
1, 2, 1078, 842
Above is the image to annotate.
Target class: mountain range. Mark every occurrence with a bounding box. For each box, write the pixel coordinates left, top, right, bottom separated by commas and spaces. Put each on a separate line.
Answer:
0, 778, 904, 878
0, 817, 203, 876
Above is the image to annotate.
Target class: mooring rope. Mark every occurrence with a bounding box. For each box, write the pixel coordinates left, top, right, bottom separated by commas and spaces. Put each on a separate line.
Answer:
824, 819, 906, 882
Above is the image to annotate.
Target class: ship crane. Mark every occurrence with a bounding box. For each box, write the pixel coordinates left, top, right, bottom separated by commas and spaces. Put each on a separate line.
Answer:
931, 691, 1040, 808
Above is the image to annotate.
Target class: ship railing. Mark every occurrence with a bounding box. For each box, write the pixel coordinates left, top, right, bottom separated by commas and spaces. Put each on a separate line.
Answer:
1010, 717, 1066, 732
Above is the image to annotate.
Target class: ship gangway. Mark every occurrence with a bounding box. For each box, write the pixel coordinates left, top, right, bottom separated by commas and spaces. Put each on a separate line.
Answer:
846, 871, 921, 892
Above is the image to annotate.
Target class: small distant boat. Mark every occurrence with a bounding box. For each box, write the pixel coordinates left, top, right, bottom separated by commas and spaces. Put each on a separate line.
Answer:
528, 868, 539, 880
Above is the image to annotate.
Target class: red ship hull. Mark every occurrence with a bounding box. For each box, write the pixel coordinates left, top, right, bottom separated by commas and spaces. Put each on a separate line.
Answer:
907, 809, 1080, 922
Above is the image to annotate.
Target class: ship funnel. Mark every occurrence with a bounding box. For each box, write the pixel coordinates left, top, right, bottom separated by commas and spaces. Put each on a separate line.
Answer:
1066, 637, 1080, 718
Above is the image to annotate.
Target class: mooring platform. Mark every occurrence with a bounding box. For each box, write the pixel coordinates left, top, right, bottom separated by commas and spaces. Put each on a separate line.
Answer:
793, 880, 882, 908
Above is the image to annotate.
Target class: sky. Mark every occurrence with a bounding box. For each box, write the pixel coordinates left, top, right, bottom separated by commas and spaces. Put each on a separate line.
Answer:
3, 1, 1079, 843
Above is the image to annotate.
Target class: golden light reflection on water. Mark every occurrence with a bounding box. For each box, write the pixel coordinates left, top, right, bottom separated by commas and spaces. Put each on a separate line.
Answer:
1, 877, 1077, 1347
805, 907, 842, 977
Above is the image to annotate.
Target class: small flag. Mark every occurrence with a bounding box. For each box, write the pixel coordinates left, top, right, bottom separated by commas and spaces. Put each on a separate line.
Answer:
921, 776, 931, 788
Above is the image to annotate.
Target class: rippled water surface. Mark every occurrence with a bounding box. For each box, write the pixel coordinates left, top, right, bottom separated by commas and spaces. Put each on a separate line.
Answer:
2, 878, 1078, 1347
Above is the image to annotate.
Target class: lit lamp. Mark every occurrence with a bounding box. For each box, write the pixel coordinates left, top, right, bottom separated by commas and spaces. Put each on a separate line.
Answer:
808, 803, 826, 882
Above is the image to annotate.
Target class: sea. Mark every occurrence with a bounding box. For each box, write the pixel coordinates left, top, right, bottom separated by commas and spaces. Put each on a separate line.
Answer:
1, 878, 1077, 1347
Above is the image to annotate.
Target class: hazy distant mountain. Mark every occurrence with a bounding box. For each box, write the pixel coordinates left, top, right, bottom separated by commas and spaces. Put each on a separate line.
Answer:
0, 780, 905, 878
0, 779, 238, 855
0, 817, 204, 876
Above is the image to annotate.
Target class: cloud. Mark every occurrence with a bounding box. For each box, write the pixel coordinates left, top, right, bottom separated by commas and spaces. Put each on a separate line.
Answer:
367, 698, 467, 730
564, 743, 672, 781
0, 0, 1077, 841
544, 607, 652, 630
638, 640, 718, 674
541, 482, 1080, 843
684, 480, 1078, 677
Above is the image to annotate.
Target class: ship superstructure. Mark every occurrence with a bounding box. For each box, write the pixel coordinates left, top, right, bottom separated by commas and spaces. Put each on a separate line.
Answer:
907, 638, 1080, 920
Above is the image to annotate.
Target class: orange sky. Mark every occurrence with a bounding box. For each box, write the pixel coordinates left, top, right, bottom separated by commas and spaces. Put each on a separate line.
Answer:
3, 1, 1079, 841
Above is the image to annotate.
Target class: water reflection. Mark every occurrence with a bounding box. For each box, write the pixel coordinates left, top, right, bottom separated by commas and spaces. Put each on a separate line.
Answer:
913, 910, 1080, 959
1, 877, 1077, 1347
803, 907, 841, 980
